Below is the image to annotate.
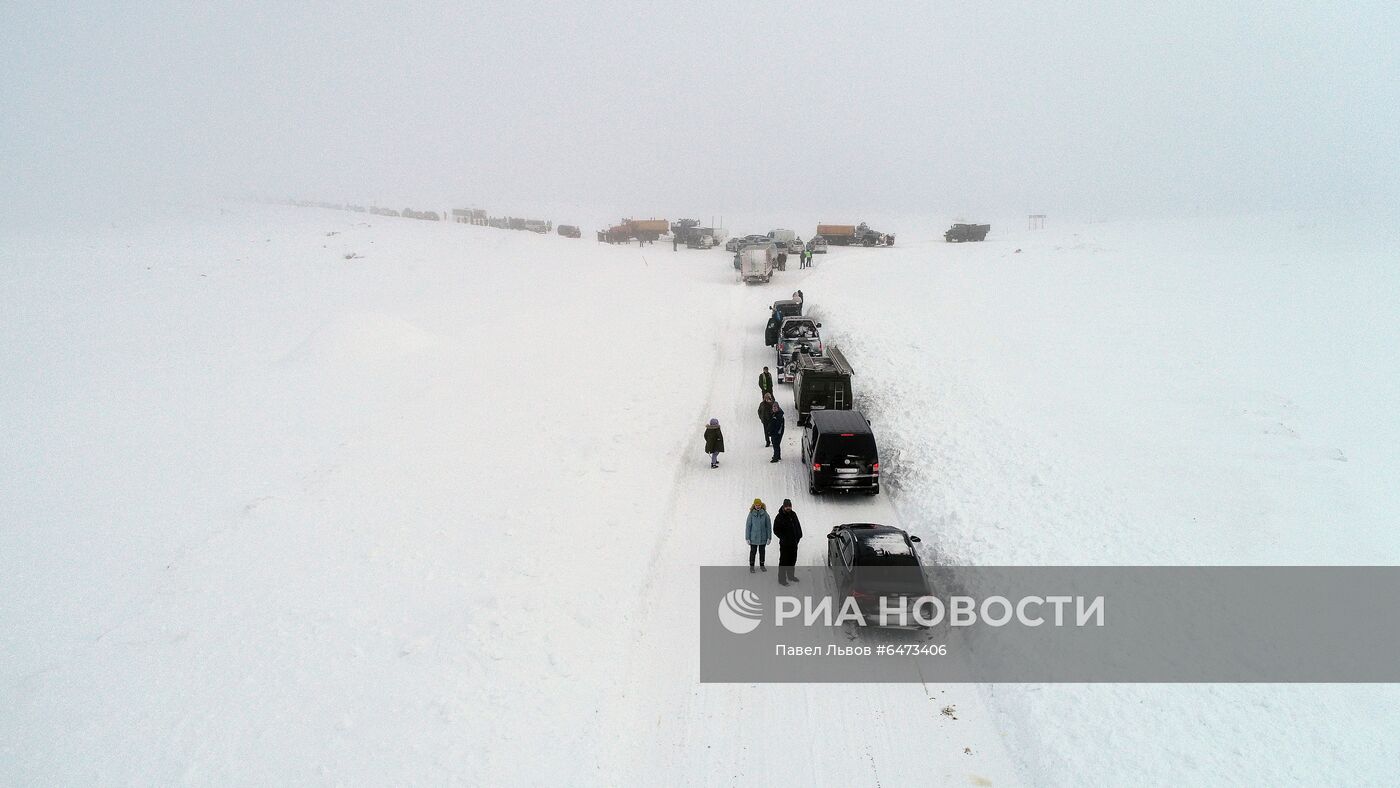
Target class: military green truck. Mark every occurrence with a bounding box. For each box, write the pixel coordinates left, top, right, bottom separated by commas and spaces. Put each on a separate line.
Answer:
944, 223, 990, 242
792, 346, 854, 426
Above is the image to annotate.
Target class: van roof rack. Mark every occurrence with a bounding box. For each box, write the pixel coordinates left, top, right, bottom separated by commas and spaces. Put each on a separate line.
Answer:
794, 345, 852, 375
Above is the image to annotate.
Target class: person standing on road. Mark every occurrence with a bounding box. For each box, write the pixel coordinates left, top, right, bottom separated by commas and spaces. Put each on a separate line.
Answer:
758, 366, 773, 395
767, 399, 786, 462
704, 418, 725, 469
758, 393, 776, 447
746, 499, 772, 572
773, 499, 803, 585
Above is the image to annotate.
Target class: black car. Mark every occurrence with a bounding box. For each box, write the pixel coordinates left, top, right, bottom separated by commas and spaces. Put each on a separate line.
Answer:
826, 523, 928, 627
557, 224, 581, 238
801, 409, 879, 495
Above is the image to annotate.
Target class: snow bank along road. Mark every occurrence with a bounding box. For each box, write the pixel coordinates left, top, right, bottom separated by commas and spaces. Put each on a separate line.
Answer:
3, 204, 1398, 785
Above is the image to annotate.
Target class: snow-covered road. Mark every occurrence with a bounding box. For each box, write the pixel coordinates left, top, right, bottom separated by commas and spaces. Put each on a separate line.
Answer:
602, 259, 1018, 784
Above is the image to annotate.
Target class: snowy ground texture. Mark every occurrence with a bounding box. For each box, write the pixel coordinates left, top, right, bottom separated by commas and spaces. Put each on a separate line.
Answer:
2, 204, 1397, 785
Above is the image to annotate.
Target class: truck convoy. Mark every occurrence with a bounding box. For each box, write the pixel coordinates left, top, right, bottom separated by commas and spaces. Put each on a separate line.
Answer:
815, 222, 895, 247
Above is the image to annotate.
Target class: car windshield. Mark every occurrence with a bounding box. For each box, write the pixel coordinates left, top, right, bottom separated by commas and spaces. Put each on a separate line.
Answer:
854, 533, 919, 566
782, 321, 816, 337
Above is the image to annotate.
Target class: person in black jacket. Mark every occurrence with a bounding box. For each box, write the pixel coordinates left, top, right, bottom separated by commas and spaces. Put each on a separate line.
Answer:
758, 393, 775, 446
767, 400, 785, 462
773, 499, 803, 585
704, 418, 725, 468
758, 366, 773, 395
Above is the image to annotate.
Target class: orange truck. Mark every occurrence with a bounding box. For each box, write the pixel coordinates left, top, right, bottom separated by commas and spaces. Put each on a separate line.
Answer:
816, 224, 856, 239
598, 218, 669, 244
815, 222, 894, 247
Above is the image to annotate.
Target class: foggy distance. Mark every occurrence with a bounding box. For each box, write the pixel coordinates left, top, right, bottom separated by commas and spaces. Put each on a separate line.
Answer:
4, 2, 1397, 220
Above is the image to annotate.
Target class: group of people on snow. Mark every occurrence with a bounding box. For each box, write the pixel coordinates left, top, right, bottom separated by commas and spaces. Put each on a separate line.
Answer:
744, 498, 804, 583
705, 366, 787, 470
700, 289, 809, 574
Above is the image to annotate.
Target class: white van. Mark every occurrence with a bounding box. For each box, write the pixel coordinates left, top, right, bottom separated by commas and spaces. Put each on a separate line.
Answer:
738, 243, 776, 284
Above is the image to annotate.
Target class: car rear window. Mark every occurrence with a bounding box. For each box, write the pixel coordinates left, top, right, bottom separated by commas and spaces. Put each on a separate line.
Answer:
814, 433, 876, 463
801, 379, 848, 407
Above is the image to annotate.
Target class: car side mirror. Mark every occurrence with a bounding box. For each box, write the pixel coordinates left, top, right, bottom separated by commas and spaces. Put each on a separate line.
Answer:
816, 322, 822, 328
826, 533, 837, 539
909, 535, 921, 543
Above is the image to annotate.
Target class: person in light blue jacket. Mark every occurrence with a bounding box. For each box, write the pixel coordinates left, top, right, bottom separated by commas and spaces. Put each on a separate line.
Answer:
746, 499, 772, 572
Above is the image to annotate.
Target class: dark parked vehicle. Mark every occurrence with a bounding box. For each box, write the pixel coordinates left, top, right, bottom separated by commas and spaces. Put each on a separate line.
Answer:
557, 224, 581, 238
826, 524, 928, 628
802, 409, 879, 495
944, 223, 990, 242
792, 346, 852, 425
775, 317, 822, 383
765, 299, 804, 345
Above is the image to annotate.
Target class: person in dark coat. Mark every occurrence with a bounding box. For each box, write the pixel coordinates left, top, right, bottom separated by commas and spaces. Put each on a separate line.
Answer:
767, 400, 786, 462
704, 418, 725, 468
758, 393, 775, 447
758, 366, 773, 395
773, 499, 803, 585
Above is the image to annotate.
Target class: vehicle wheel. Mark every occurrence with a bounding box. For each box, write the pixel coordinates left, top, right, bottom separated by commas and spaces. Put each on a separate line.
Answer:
809, 485, 818, 495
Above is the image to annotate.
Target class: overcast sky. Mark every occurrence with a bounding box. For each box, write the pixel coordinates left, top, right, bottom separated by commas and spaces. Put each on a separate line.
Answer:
4, 2, 1397, 222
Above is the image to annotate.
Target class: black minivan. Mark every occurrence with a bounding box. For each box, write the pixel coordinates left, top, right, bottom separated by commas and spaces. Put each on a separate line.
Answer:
801, 409, 880, 495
